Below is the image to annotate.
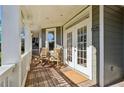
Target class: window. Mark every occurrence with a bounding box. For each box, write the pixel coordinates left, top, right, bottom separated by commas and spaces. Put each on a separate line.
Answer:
77, 26, 87, 67
21, 30, 25, 54
32, 37, 39, 49
67, 32, 72, 62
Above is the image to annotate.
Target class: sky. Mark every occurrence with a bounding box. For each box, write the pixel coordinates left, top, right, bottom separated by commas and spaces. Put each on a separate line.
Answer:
48, 33, 54, 42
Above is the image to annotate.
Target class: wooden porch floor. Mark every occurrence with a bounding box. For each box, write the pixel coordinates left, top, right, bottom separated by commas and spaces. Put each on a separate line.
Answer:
25, 59, 78, 87
25, 54, 96, 87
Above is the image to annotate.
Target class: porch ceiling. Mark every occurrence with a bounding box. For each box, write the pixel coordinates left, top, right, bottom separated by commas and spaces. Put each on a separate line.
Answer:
21, 5, 86, 32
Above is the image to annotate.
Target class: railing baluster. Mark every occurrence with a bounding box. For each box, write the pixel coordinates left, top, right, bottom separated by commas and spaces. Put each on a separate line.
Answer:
6, 77, 9, 87
0, 51, 31, 87
0, 64, 15, 87
0, 81, 3, 87
8, 77, 10, 87
1, 81, 4, 87
4, 79, 6, 87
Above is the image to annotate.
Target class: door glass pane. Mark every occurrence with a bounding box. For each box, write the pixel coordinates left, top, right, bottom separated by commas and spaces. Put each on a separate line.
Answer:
67, 32, 72, 62
48, 31, 54, 41
81, 36, 83, 42
84, 35, 87, 42
77, 26, 87, 67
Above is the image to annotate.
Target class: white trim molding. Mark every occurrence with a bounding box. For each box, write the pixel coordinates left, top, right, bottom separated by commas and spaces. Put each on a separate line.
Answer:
99, 5, 104, 87
46, 28, 56, 50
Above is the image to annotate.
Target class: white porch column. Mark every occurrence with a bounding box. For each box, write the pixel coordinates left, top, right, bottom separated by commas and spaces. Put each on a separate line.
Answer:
2, 6, 21, 65
23, 25, 32, 72
2, 6, 22, 86
24, 25, 32, 53
99, 5, 104, 87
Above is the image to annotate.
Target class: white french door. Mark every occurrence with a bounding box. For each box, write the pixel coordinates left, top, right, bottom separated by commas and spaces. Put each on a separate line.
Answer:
65, 19, 92, 80
74, 19, 92, 80
66, 29, 75, 68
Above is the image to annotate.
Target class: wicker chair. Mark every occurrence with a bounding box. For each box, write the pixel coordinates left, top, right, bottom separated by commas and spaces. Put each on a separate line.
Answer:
40, 48, 50, 65
50, 48, 63, 67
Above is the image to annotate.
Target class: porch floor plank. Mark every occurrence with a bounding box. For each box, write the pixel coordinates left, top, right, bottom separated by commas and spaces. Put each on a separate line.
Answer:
25, 61, 72, 87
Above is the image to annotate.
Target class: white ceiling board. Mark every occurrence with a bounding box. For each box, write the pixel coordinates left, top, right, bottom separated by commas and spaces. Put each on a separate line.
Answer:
21, 5, 86, 32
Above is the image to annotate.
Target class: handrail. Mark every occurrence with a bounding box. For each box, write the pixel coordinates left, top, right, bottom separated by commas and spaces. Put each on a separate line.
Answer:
0, 64, 15, 81
0, 51, 32, 87
0, 64, 15, 86
20, 51, 32, 86
21, 51, 29, 59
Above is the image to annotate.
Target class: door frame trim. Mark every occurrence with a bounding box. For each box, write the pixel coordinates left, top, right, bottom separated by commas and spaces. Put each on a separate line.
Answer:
66, 30, 74, 68
46, 28, 56, 50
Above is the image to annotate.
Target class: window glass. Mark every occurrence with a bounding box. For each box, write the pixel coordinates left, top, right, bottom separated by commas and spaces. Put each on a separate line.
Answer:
67, 32, 72, 62
32, 37, 39, 49
48, 31, 54, 42
48, 31, 54, 50
21, 30, 25, 54
77, 26, 87, 67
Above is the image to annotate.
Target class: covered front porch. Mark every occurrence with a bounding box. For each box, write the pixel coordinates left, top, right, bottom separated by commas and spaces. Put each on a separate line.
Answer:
0, 5, 98, 87
2, 5, 124, 87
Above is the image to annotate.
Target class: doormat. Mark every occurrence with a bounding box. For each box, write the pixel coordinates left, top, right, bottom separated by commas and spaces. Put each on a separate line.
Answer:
55, 68, 78, 87
63, 70, 88, 84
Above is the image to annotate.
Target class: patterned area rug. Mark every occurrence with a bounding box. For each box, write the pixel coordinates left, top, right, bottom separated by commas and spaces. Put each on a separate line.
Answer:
25, 61, 78, 87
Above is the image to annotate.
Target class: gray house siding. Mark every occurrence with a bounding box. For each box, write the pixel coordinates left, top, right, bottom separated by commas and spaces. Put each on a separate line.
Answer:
41, 28, 46, 47
123, 9, 124, 76
92, 5, 100, 85
122, 8, 124, 75
56, 26, 62, 47
104, 5, 124, 86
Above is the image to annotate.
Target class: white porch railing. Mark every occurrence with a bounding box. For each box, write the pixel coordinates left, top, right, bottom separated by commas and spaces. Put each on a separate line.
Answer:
0, 64, 15, 87
21, 51, 32, 86
0, 51, 32, 87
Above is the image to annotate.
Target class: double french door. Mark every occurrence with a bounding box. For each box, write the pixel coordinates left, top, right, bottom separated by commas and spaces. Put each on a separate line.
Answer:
65, 19, 92, 79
